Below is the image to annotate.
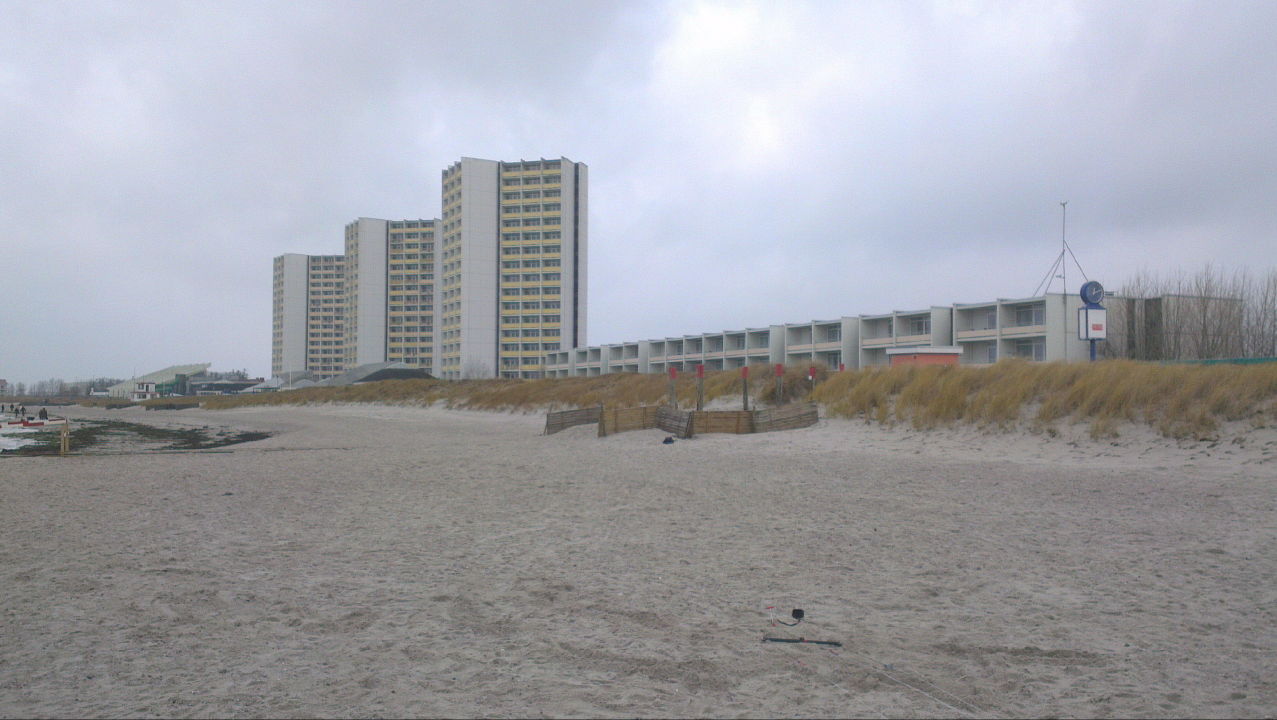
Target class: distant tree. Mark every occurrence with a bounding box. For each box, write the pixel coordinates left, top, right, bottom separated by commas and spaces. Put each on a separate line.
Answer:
1114, 264, 1272, 360
461, 360, 493, 380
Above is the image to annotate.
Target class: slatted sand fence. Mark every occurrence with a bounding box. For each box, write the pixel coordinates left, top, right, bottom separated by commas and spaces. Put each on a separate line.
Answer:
753, 402, 820, 432
598, 405, 662, 437
689, 409, 754, 435
655, 406, 694, 438
543, 406, 604, 435
561, 402, 817, 438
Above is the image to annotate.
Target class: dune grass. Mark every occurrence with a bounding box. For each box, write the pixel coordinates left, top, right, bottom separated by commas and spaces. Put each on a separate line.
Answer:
134, 360, 1277, 440
810, 360, 1277, 439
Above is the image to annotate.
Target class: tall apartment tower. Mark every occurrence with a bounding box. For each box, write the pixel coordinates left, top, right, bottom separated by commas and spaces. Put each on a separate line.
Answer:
342, 217, 439, 373
437, 157, 587, 379
271, 253, 346, 379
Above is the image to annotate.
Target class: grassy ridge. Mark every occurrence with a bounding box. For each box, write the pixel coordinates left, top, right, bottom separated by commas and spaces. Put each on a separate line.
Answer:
140, 360, 1276, 440
811, 360, 1276, 439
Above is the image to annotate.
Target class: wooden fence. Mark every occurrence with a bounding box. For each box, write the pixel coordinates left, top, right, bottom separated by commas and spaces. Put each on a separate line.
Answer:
598, 405, 662, 436
557, 402, 818, 438
656, 407, 694, 438
543, 406, 603, 435
753, 403, 820, 433
690, 410, 754, 435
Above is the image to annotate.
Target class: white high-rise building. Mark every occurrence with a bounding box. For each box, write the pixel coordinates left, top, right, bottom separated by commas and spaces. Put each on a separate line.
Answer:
342, 218, 439, 372
271, 155, 587, 381
437, 156, 588, 379
271, 253, 345, 379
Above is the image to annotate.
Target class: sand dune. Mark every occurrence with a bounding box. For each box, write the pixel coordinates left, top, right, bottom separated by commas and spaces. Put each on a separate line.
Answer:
2, 403, 1274, 718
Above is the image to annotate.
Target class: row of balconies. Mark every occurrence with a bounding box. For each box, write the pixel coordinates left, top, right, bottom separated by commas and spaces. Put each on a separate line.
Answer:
545, 295, 1084, 376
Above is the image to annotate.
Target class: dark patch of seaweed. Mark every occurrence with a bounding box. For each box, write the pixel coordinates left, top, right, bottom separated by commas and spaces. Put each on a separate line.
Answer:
3, 420, 272, 456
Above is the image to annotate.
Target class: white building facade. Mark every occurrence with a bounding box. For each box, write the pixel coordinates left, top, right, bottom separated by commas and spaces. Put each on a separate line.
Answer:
545, 293, 1099, 377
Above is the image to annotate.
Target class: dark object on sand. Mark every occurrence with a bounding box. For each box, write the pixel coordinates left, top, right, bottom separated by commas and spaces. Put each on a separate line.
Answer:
662, 436, 675, 444
762, 636, 842, 647
776, 608, 804, 626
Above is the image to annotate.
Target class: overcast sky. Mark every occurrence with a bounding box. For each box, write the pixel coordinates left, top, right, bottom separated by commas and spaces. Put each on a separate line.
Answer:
3, 0, 1275, 385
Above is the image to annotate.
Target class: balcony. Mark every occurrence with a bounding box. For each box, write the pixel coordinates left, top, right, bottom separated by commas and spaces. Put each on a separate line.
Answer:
955, 328, 997, 340
861, 336, 894, 348
1001, 324, 1046, 338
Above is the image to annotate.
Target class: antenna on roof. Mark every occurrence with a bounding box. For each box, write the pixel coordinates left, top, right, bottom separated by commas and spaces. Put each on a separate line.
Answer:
1032, 201, 1091, 297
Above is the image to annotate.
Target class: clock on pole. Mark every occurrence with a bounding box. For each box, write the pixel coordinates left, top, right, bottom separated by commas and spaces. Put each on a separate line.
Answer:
1077, 281, 1106, 361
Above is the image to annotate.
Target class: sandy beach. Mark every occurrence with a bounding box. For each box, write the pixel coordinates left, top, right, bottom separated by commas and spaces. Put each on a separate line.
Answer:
2, 403, 1274, 718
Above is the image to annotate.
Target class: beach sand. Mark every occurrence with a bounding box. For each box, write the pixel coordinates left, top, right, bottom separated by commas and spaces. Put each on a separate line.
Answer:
2, 403, 1274, 718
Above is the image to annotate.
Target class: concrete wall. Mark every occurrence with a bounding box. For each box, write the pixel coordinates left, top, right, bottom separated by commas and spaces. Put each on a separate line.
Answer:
272, 253, 308, 376
458, 158, 500, 378
349, 218, 388, 367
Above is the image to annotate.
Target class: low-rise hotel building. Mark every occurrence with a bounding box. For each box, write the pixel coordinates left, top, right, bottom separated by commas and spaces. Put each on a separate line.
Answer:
544, 293, 1101, 376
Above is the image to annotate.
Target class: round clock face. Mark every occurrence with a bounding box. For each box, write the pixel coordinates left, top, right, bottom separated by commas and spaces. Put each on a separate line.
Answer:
1081, 281, 1104, 305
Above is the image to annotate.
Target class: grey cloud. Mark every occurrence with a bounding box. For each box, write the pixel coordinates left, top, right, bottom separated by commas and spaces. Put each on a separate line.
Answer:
2, 0, 1275, 384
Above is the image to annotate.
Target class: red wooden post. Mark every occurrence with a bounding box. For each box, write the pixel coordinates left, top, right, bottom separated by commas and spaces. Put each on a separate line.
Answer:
696, 364, 705, 411
667, 367, 677, 408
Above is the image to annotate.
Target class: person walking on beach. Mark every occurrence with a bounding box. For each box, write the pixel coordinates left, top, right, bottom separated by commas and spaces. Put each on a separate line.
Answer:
38, 408, 48, 420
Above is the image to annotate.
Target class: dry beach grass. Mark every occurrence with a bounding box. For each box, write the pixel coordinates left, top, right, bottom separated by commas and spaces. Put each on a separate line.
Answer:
2, 397, 1275, 718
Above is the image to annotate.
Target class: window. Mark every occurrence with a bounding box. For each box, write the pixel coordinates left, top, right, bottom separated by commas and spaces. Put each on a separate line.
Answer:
1015, 305, 1044, 326
1015, 340, 1044, 361
906, 317, 931, 335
